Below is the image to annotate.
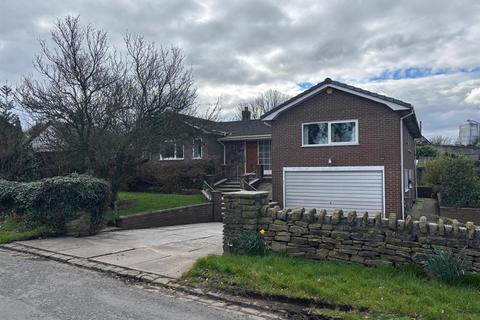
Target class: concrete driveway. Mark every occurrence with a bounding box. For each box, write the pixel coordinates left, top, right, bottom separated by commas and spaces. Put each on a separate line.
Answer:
16, 223, 223, 279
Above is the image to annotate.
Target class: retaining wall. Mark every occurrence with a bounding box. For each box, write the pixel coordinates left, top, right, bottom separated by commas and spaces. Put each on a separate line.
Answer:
440, 207, 480, 225
223, 191, 480, 272
117, 191, 222, 229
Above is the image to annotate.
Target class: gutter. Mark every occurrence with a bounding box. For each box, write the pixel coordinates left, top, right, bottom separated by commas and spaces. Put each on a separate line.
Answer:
218, 134, 272, 141
400, 110, 415, 219
217, 140, 226, 165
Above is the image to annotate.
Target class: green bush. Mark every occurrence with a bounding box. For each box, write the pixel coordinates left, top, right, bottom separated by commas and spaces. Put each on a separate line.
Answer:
422, 155, 480, 207
128, 159, 219, 193
0, 174, 111, 234
416, 145, 438, 158
423, 249, 465, 283
237, 230, 267, 256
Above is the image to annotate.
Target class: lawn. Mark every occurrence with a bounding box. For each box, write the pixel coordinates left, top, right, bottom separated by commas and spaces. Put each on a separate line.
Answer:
0, 216, 49, 244
182, 254, 480, 320
111, 192, 205, 218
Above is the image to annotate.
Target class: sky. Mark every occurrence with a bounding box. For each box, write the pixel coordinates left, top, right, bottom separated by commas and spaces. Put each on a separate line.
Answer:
1, 0, 480, 139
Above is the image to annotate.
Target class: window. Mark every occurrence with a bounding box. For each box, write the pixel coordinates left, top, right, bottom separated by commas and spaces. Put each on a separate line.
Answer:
258, 140, 272, 174
160, 141, 184, 160
302, 120, 358, 146
404, 168, 414, 192
303, 122, 328, 145
141, 151, 152, 161
192, 138, 203, 159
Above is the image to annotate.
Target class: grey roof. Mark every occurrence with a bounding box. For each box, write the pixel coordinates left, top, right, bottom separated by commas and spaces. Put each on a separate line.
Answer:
176, 113, 271, 138
261, 77, 421, 138
261, 78, 413, 119
215, 120, 271, 137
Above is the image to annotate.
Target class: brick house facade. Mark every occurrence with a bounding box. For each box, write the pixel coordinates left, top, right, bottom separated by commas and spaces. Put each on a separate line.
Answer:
153, 78, 421, 218
262, 78, 421, 218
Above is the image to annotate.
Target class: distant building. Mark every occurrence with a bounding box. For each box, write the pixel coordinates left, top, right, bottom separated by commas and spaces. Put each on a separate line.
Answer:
459, 120, 480, 145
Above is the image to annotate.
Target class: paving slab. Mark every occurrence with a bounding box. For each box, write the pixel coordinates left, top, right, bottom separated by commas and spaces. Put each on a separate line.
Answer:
17, 222, 223, 279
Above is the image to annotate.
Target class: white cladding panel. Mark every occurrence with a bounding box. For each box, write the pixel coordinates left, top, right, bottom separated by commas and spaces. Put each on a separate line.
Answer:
284, 168, 384, 215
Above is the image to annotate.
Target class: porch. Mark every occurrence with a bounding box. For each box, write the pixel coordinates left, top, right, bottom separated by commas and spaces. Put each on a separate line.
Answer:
220, 138, 272, 180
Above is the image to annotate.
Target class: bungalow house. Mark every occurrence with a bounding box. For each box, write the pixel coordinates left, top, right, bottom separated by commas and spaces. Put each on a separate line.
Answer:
157, 78, 421, 219
155, 109, 272, 180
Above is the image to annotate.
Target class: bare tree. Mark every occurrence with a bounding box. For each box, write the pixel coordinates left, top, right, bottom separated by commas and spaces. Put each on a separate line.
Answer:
429, 135, 455, 146
235, 89, 289, 120
202, 97, 223, 121
18, 16, 196, 196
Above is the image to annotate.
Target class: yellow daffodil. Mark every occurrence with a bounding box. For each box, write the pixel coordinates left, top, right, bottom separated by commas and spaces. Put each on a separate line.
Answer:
259, 229, 266, 235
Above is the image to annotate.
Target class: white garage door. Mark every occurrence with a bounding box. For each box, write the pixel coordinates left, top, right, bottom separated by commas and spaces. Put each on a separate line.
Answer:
284, 166, 384, 215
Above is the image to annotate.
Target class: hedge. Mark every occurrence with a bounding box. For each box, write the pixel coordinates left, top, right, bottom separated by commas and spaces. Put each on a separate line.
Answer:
422, 155, 480, 208
0, 174, 111, 235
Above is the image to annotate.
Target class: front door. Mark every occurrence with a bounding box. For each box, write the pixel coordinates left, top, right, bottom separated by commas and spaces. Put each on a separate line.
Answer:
245, 141, 258, 174
225, 141, 245, 179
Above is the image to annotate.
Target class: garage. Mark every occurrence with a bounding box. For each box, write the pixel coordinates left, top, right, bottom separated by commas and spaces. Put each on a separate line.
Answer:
283, 166, 384, 215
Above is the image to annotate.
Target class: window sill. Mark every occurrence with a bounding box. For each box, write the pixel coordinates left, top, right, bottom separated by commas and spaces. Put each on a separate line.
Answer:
160, 158, 184, 161
301, 143, 360, 148
192, 157, 203, 160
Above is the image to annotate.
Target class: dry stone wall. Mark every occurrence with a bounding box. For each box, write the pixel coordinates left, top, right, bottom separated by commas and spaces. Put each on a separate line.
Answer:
223, 191, 480, 272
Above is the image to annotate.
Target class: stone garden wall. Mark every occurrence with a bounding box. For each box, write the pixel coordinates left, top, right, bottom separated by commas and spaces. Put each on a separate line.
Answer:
223, 191, 480, 272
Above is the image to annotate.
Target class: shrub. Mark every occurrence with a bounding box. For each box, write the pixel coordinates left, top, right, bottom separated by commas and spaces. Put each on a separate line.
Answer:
422, 155, 480, 207
423, 249, 465, 283
416, 145, 438, 158
237, 230, 267, 256
128, 159, 218, 193
0, 174, 111, 234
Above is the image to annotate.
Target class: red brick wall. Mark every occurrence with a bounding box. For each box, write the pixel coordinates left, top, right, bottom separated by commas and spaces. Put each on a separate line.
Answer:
151, 134, 223, 167
115, 203, 216, 229
271, 88, 409, 216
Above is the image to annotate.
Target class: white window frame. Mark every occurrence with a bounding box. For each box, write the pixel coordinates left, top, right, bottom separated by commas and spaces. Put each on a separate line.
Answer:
192, 138, 203, 160
159, 141, 184, 160
302, 119, 359, 147
142, 151, 152, 161
257, 139, 272, 175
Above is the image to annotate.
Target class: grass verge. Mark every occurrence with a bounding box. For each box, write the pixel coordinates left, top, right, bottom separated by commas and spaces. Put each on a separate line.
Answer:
182, 254, 480, 320
0, 216, 49, 244
109, 192, 205, 219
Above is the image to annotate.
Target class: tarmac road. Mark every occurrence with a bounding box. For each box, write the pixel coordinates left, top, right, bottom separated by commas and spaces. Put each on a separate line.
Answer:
0, 249, 261, 320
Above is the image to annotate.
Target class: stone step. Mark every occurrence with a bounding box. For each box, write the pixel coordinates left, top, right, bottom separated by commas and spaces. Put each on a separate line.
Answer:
217, 188, 242, 192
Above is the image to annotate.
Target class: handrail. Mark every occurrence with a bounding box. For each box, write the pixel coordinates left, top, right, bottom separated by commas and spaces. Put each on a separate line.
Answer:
203, 180, 215, 192
202, 180, 215, 201
241, 177, 257, 191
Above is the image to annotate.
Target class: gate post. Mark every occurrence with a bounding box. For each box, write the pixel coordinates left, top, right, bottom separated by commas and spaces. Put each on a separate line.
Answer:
222, 191, 269, 252
211, 190, 223, 222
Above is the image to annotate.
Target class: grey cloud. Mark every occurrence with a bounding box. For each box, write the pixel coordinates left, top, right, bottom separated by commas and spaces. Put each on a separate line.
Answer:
1, 0, 480, 137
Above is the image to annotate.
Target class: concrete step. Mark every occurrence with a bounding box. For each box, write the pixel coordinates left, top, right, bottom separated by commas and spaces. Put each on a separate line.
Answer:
221, 185, 241, 189
218, 187, 242, 190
